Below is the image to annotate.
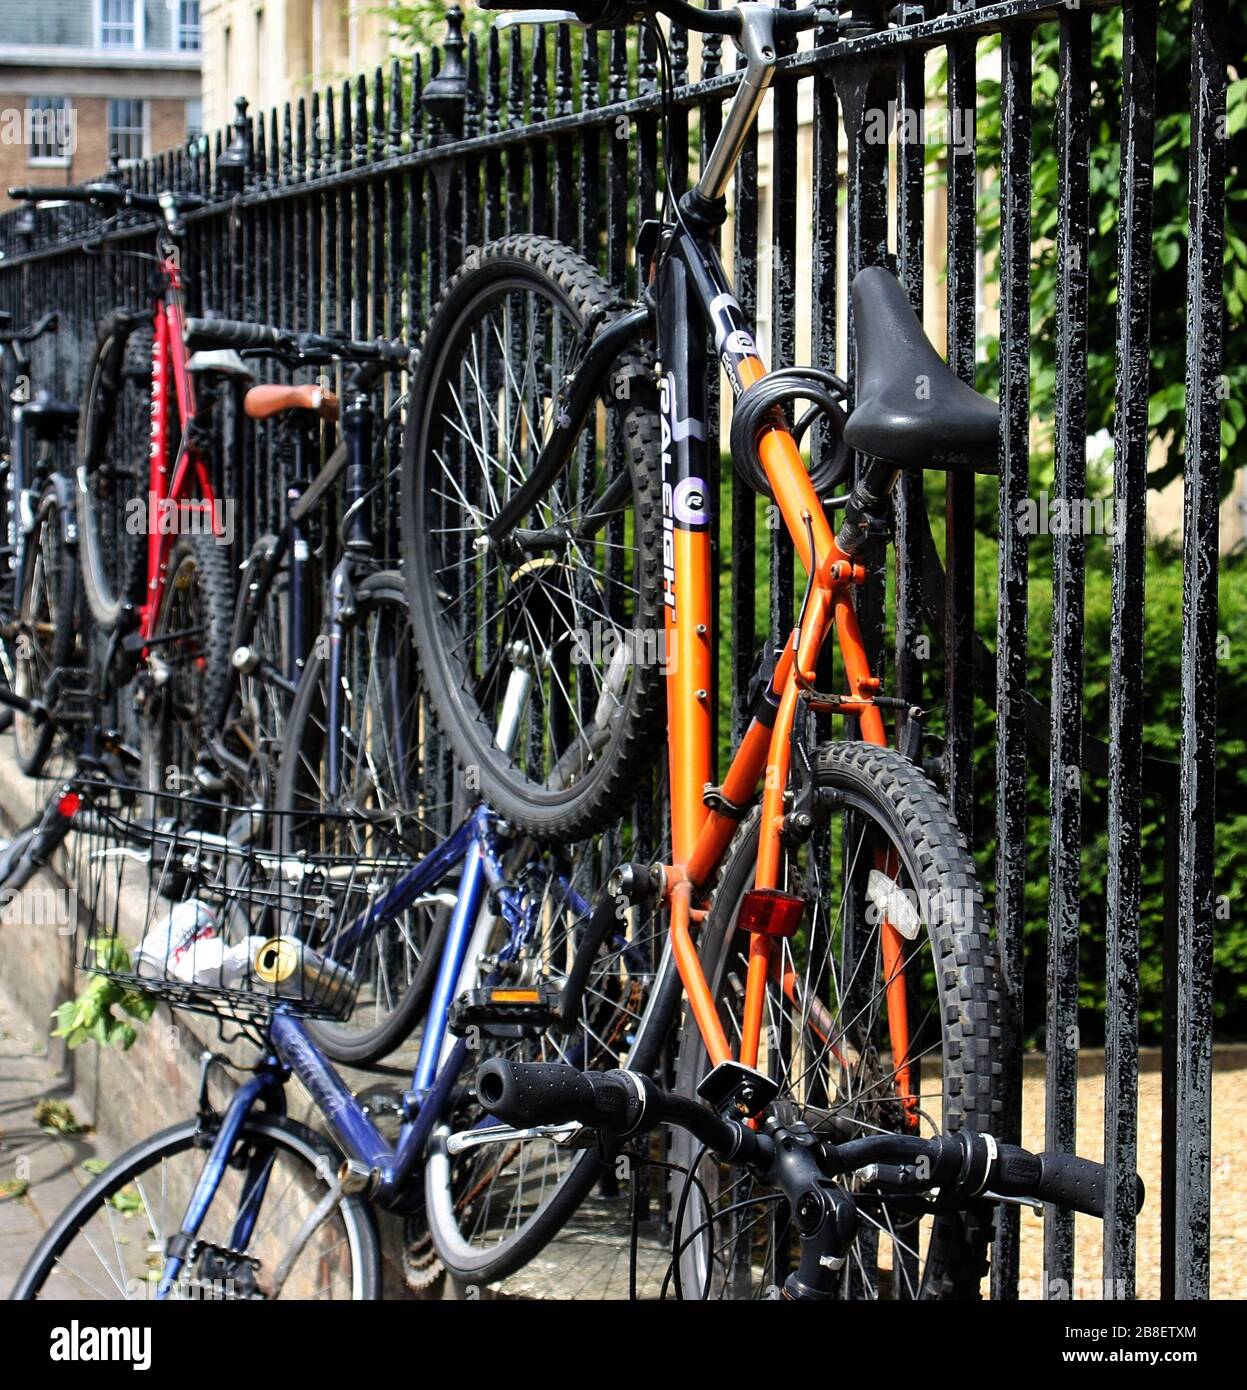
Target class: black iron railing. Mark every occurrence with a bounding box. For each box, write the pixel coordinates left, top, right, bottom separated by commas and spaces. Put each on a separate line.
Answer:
0, 0, 1229, 1300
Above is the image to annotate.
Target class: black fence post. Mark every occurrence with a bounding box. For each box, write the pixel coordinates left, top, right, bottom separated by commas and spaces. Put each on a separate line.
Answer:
422, 5, 469, 288
1174, 0, 1227, 1304
1104, 0, 1158, 1303
992, 13, 1035, 1303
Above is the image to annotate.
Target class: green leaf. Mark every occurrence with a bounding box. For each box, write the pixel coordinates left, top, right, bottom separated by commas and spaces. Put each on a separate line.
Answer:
33, 1099, 84, 1134
110, 1185, 142, 1216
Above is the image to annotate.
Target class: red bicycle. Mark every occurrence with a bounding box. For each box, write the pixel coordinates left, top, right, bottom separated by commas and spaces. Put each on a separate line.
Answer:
10, 182, 238, 799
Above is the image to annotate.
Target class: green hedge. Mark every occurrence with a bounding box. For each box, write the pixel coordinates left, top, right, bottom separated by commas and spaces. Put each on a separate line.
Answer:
968, 523, 1247, 1045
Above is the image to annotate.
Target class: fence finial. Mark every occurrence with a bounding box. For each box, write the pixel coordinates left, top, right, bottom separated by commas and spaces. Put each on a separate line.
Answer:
423, 4, 468, 140
217, 96, 252, 196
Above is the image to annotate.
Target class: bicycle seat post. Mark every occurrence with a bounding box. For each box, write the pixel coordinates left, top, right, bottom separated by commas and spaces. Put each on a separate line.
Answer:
340, 366, 375, 555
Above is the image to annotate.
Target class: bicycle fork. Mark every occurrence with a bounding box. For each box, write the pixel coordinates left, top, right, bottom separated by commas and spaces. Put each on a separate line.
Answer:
155, 1061, 286, 1301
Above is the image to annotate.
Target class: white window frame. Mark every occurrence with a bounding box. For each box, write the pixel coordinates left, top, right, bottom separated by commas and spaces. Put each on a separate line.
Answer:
106, 97, 149, 167
174, 0, 202, 52
95, 0, 146, 51
25, 97, 73, 168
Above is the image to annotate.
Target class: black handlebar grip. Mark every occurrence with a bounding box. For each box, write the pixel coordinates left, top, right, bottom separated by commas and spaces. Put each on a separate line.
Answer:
990, 1144, 1144, 1218
183, 317, 289, 352
475, 1060, 651, 1134
1033, 1152, 1144, 1219
8, 185, 88, 203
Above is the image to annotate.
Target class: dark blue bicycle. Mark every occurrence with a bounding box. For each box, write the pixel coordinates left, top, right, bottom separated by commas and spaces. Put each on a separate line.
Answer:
9, 671, 664, 1298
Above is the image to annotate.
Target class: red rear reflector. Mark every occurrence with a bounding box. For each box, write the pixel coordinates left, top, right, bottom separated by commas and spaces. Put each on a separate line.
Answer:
738, 889, 805, 938
57, 791, 81, 819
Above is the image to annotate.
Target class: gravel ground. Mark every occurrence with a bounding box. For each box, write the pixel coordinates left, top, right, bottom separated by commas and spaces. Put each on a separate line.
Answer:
1015, 1060, 1245, 1300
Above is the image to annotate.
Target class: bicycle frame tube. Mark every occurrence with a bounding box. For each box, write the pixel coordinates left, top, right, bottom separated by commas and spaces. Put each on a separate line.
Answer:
263, 808, 514, 1204
7, 401, 31, 605
656, 225, 895, 1073
411, 805, 502, 1093
140, 258, 220, 641
326, 813, 476, 960
286, 428, 312, 683
321, 390, 382, 798
323, 562, 351, 799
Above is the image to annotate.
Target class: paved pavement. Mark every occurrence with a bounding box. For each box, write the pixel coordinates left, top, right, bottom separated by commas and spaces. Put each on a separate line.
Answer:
0, 989, 103, 1297
0, 985, 671, 1300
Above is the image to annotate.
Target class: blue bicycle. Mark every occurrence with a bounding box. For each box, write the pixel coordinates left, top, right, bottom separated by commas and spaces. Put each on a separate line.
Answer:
10, 663, 665, 1298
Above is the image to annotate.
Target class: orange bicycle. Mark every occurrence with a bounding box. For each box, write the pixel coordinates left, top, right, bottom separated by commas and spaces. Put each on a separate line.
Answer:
401, 0, 1127, 1299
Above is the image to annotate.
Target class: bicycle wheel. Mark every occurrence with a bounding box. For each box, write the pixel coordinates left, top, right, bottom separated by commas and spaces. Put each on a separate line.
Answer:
76, 311, 149, 630
11, 1113, 379, 1300
274, 571, 452, 1065
13, 481, 79, 776
668, 741, 1002, 1300
401, 234, 663, 843
139, 533, 234, 809
422, 835, 670, 1287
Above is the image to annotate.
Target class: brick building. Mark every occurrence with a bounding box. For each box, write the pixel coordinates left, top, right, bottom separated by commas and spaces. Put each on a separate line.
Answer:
0, 1, 203, 210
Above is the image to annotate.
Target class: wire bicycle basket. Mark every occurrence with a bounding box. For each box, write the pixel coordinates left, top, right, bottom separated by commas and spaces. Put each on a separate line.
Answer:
69, 781, 423, 1026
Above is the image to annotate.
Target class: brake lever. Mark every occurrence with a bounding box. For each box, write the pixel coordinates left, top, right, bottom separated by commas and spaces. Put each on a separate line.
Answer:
446, 1120, 586, 1153
492, 10, 587, 29
983, 1189, 1044, 1216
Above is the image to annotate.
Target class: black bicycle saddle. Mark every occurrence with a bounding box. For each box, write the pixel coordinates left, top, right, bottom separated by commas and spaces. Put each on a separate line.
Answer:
843, 265, 999, 473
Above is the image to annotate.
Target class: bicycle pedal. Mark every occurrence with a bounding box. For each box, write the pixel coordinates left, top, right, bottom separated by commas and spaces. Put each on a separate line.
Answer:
448, 984, 563, 1040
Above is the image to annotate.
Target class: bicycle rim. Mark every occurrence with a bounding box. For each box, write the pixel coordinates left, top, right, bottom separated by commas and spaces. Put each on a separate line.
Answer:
13, 1116, 378, 1301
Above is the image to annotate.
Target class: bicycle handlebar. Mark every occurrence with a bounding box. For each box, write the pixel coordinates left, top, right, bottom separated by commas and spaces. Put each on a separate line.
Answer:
479, 0, 828, 37
476, 1060, 1144, 1221
185, 316, 289, 352
0, 311, 57, 346
184, 317, 411, 371
8, 182, 205, 219
8, 183, 105, 204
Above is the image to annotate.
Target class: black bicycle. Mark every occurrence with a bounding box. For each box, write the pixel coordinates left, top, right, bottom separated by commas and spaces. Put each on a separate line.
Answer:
182, 318, 451, 1065
0, 309, 84, 775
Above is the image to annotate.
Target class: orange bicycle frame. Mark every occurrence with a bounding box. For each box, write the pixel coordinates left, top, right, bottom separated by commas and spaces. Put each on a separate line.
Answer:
652, 225, 913, 1102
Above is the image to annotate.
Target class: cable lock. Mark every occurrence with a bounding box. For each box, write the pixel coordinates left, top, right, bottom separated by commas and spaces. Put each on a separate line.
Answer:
729, 366, 851, 500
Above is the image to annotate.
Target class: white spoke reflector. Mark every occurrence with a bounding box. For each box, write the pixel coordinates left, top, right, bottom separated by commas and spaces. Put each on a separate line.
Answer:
866, 869, 921, 941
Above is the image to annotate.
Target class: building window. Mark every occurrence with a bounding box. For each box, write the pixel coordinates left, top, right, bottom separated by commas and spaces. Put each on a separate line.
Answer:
107, 98, 147, 165
177, 0, 202, 51
185, 100, 203, 141
26, 97, 71, 165
98, 0, 140, 49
